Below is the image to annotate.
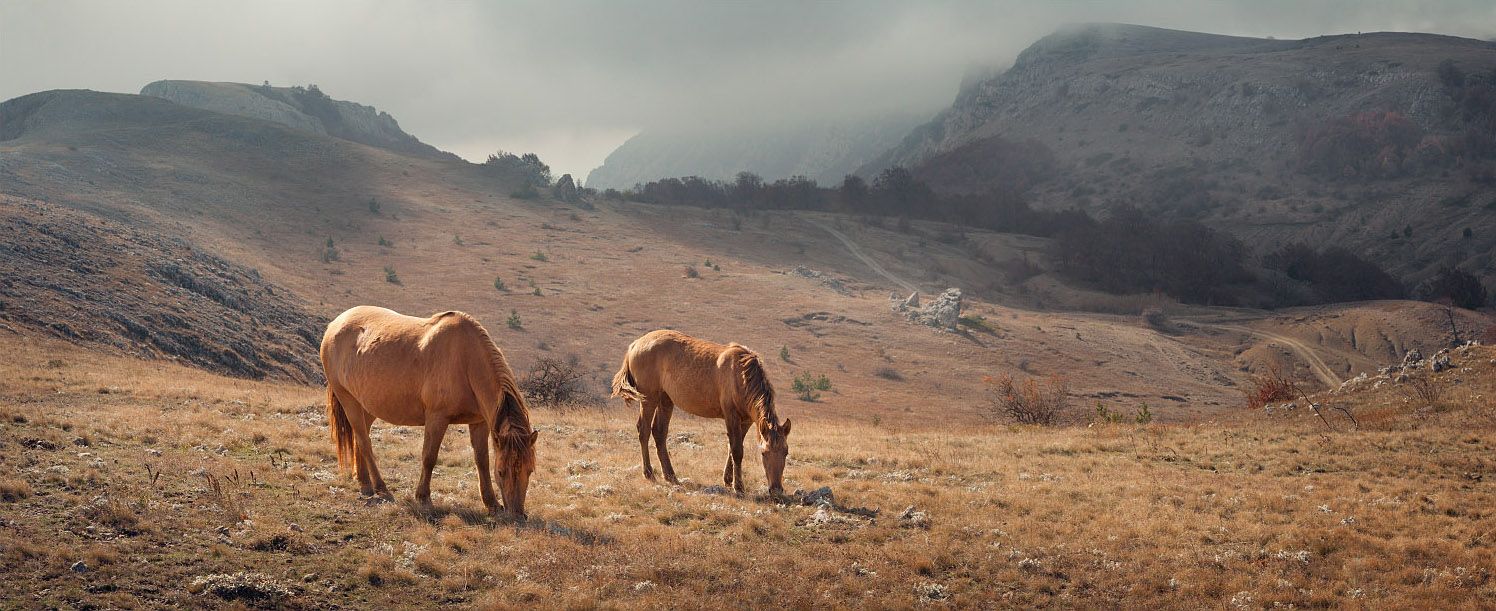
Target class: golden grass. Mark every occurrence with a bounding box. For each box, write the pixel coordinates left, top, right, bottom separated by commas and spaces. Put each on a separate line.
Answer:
2, 337, 1495, 607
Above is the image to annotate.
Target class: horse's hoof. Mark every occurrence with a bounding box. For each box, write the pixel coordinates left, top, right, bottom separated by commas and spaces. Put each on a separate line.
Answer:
664, 475, 680, 485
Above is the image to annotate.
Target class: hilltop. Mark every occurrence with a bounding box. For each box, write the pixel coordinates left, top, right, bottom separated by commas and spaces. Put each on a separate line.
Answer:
864, 23, 1496, 285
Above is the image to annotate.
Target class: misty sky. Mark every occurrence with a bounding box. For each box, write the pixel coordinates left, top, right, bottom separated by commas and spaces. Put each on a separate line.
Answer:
4, 1, 1495, 178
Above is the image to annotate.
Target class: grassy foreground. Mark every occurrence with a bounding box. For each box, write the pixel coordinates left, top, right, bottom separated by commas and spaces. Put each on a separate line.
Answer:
2, 337, 1495, 608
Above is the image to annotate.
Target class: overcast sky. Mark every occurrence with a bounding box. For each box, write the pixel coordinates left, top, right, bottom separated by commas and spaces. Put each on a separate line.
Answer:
4, 1, 1494, 178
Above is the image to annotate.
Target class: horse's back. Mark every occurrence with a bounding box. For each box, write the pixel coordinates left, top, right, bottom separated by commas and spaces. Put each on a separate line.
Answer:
321, 307, 489, 424
625, 330, 742, 417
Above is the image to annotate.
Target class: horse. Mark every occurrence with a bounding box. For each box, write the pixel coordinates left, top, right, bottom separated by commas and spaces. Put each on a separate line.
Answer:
611, 330, 792, 495
320, 306, 538, 518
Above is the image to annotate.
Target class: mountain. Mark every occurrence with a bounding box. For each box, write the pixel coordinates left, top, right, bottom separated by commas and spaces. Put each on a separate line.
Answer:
585, 112, 924, 190
141, 80, 460, 161
866, 23, 1496, 285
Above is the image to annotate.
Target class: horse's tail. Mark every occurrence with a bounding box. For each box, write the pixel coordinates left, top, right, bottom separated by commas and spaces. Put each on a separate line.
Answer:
326, 387, 355, 473
611, 359, 644, 404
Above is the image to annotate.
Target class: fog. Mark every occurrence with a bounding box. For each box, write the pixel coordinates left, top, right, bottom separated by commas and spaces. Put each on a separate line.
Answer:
4, 0, 1494, 178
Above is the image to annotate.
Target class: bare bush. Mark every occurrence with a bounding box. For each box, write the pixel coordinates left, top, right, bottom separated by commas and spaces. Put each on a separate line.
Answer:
1141, 307, 1170, 333
1400, 375, 1442, 412
520, 356, 586, 406
1245, 364, 1298, 410
985, 374, 1069, 425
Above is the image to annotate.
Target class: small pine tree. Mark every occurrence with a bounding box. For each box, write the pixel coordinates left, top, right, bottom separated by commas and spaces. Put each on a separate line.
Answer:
506, 309, 522, 329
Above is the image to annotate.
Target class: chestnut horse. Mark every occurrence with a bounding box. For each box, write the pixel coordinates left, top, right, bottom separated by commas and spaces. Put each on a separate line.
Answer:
320, 306, 538, 517
612, 330, 792, 494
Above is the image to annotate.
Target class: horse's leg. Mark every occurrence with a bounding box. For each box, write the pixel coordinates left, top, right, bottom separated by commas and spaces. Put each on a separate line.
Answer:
651, 401, 679, 484
469, 424, 498, 512
350, 410, 393, 500
414, 414, 451, 506
637, 397, 658, 481
335, 391, 375, 496
724, 417, 748, 494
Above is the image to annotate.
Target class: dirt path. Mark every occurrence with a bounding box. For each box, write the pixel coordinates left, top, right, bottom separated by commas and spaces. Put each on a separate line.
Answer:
809, 219, 920, 295
1208, 323, 1343, 387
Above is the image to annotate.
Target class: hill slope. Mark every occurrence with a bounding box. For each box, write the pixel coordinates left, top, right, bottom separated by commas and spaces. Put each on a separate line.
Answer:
865, 23, 1496, 285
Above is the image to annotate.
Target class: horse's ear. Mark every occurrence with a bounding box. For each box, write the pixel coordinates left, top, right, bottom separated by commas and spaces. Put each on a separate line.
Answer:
527, 430, 539, 445
781, 418, 792, 437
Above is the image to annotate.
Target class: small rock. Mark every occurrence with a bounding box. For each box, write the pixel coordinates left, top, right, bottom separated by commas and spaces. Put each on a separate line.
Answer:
899, 505, 930, 529
798, 486, 834, 507
633, 580, 655, 592
288, 523, 304, 532
71, 561, 88, 573
302, 573, 318, 583
915, 581, 949, 601
72, 437, 90, 447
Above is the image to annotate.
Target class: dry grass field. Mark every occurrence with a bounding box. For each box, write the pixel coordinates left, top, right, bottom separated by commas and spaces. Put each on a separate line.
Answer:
4, 334, 1494, 608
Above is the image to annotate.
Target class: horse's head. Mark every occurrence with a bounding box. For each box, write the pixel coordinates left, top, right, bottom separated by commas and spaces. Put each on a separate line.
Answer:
496, 429, 538, 519
759, 418, 792, 495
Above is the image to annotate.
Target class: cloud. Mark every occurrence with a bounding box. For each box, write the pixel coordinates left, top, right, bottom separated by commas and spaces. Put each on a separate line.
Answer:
4, 0, 1494, 177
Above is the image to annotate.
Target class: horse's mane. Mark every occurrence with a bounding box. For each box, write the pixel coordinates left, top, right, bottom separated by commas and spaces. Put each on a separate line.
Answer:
734, 347, 779, 429
443, 311, 532, 438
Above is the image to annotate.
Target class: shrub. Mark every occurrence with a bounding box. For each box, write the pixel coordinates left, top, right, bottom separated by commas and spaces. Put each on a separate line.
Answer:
0, 478, 32, 502
791, 371, 832, 401
506, 310, 522, 330
510, 184, 540, 200
985, 374, 1069, 425
683, 265, 699, 279
493, 276, 507, 292
532, 287, 543, 296
320, 237, 340, 263
874, 367, 904, 381
368, 197, 380, 215
530, 251, 548, 262
519, 355, 587, 406
1141, 307, 1170, 332
377, 235, 392, 247
453, 235, 464, 246
1415, 266, 1488, 309
958, 315, 996, 334
1244, 364, 1298, 410
779, 346, 790, 362
383, 265, 400, 285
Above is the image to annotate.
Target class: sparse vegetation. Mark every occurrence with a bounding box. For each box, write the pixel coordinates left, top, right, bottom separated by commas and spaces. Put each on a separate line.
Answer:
320, 237, 340, 263
377, 235, 393, 247
779, 346, 791, 362
383, 265, 400, 285
683, 265, 699, 279
493, 276, 507, 292
791, 371, 832, 401
519, 355, 587, 406
873, 367, 903, 382
530, 251, 548, 262
1245, 364, 1299, 410
368, 197, 380, 215
985, 374, 1069, 425
506, 309, 522, 330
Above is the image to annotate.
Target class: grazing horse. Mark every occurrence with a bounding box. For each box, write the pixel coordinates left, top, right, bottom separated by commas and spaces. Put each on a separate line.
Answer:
320, 306, 538, 518
612, 330, 792, 494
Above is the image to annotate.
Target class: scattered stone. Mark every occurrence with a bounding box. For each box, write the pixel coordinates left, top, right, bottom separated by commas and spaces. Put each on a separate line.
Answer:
288, 523, 304, 532
633, 580, 655, 592
71, 561, 88, 573
72, 437, 90, 447
566, 459, 598, 474
797, 486, 835, 507
302, 573, 318, 583
700, 485, 731, 496
899, 505, 931, 529
915, 581, 949, 601
903, 291, 919, 308
1430, 350, 1452, 373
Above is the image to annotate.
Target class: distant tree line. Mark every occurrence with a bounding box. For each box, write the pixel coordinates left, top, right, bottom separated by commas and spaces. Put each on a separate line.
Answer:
611, 167, 1488, 310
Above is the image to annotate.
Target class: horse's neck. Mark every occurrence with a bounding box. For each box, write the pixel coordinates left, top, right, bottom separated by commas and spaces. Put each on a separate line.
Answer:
752, 398, 779, 431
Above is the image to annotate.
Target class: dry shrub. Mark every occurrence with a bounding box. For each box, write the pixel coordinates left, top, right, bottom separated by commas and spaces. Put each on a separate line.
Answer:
1141, 307, 1170, 332
1245, 364, 1298, 409
985, 374, 1069, 425
1400, 375, 1443, 412
0, 478, 32, 502
520, 355, 587, 406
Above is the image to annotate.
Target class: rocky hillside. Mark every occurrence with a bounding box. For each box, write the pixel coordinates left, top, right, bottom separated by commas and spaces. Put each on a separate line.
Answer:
864, 23, 1496, 285
0, 195, 325, 382
585, 112, 923, 189
141, 80, 458, 161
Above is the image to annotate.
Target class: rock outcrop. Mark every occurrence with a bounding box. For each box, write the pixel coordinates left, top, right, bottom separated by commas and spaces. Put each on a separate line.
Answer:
141, 80, 458, 161
892, 288, 962, 331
